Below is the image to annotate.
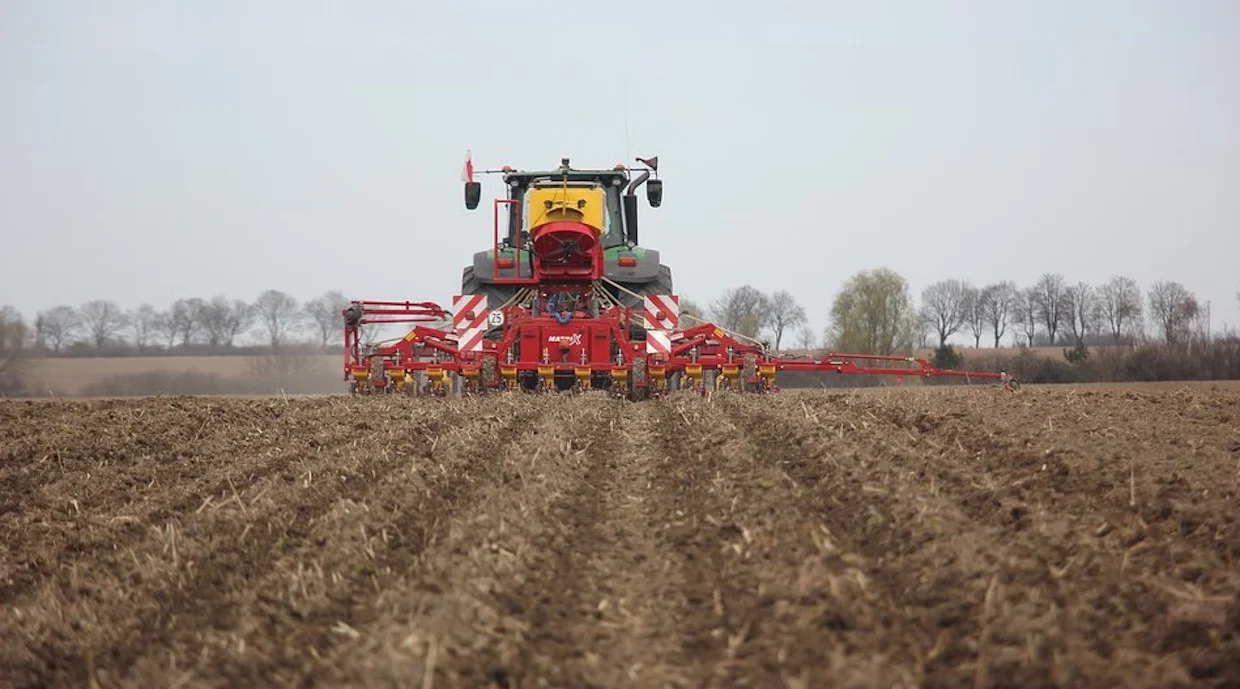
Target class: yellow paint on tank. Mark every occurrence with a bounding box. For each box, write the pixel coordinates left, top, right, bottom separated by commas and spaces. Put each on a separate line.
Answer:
526, 186, 605, 236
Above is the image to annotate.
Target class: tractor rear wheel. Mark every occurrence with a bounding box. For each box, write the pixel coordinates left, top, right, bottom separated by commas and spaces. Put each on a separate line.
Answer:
613, 265, 673, 309
461, 266, 519, 310
616, 264, 674, 341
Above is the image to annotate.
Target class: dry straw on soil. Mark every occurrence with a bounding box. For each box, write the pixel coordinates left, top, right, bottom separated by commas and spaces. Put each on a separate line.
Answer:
1, 385, 1238, 688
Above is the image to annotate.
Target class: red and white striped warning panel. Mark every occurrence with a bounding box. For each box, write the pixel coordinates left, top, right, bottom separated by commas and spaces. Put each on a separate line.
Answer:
452, 294, 487, 329
459, 326, 487, 353
451, 294, 491, 353
646, 330, 672, 356
643, 294, 679, 330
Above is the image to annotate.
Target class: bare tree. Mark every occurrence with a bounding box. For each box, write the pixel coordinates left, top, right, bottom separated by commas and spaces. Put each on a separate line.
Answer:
827, 268, 919, 355
1015, 287, 1039, 346
199, 295, 252, 350
303, 290, 350, 349
224, 300, 254, 346
79, 300, 128, 352
358, 322, 382, 349
710, 285, 770, 340
150, 309, 178, 349
199, 297, 229, 350
920, 279, 971, 347
1, 306, 30, 394
128, 303, 160, 349
767, 290, 806, 351
170, 297, 206, 348
979, 281, 1016, 348
0, 306, 27, 350
35, 305, 81, 352
1148, 281, 1199, 344
677, 297, 705, 321
1098, 276, 1142, 343
1033, 273, 1068, 345
1062, 281, 1098, 345
963, 285, 984, 348
253, 289, 301, 348
796, 325, 817, 351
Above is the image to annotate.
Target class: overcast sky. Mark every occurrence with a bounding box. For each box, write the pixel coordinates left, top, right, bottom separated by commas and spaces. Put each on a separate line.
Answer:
2, 0, 1237, 342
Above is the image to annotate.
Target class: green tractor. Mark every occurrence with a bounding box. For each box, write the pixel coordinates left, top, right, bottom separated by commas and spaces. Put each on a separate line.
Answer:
461, 156, 671, 317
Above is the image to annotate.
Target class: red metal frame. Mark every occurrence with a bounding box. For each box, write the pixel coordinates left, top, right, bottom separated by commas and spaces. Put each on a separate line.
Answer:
342, 299, 1003, 396
491, 198, 537, 285
342, 300, 450, 380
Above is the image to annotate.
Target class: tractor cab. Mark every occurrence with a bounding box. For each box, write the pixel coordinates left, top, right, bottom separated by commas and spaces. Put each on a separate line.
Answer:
498, 167, 630, 250
516, 178, 620, 251
460, 158, 672, 311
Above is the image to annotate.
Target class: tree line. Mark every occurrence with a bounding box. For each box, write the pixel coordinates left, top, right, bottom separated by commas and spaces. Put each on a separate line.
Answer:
913, 273, 1213, 350
1, 289, 351, 357
683, 270, 1233, 355
0, 272, 1234, 380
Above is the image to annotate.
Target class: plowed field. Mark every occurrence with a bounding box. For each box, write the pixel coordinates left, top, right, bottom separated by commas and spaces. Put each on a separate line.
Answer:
2, 386, 1239, 688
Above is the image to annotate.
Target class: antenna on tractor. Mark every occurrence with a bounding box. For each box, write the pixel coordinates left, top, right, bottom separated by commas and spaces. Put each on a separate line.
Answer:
623, 80, 632, 164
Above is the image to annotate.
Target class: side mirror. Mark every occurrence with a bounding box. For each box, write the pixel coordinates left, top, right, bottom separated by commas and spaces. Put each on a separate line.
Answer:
646, 178, 662, 207
465, 182, 482, 210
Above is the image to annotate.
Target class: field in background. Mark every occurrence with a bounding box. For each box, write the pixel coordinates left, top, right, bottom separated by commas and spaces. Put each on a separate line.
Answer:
16, 355, 343, 397
780, 346, 1064, 361
2, 385, 1237, 686
13, 347, 1065, 397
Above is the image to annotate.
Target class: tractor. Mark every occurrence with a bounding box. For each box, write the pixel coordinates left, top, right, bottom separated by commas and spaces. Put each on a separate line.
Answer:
460, 157, 670, 342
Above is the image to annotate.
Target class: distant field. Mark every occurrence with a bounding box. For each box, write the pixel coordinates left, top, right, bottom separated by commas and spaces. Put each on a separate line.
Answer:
17, 355, 342, 397
778, 345, 1066, 361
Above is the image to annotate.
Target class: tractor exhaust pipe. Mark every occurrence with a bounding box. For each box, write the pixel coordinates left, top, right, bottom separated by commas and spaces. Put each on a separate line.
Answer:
625, 169, 652, 197
623, 190, 641, 245
623, 170, 649, 245
623, 156, 659, 245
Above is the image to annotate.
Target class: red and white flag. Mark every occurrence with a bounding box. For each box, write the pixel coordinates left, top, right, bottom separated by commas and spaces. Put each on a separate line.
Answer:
461, 149, 474, 183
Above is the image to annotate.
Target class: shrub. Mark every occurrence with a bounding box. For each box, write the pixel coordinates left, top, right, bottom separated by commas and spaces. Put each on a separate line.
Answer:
930, 345, 963, 370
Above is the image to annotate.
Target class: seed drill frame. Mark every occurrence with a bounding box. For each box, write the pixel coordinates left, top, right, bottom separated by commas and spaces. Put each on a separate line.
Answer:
342, 157, 1006, 397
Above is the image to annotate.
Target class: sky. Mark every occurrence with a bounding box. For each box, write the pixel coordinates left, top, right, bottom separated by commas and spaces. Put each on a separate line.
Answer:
2, 0, 1238, 344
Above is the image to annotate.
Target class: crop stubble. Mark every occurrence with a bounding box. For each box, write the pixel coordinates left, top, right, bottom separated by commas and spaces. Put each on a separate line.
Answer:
1, 385, 1238, 688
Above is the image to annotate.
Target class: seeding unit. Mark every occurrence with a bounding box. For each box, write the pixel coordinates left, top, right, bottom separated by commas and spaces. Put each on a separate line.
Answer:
343, 157, 1008, 397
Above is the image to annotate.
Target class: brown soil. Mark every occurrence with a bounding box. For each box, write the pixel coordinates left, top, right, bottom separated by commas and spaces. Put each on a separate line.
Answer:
2, 385, 1239, 688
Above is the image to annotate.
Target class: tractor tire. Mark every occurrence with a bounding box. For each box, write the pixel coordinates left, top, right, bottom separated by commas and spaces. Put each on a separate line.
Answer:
481, 355, 499, 391
617, 264, 674, 341
614, 265, 673, 310
741, 353, 758, 393
461, 266, 519, 310
666, 370, 681, 392
630, 357, 648, 401
369, 357, 387, 394
702, 368, 718, 392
